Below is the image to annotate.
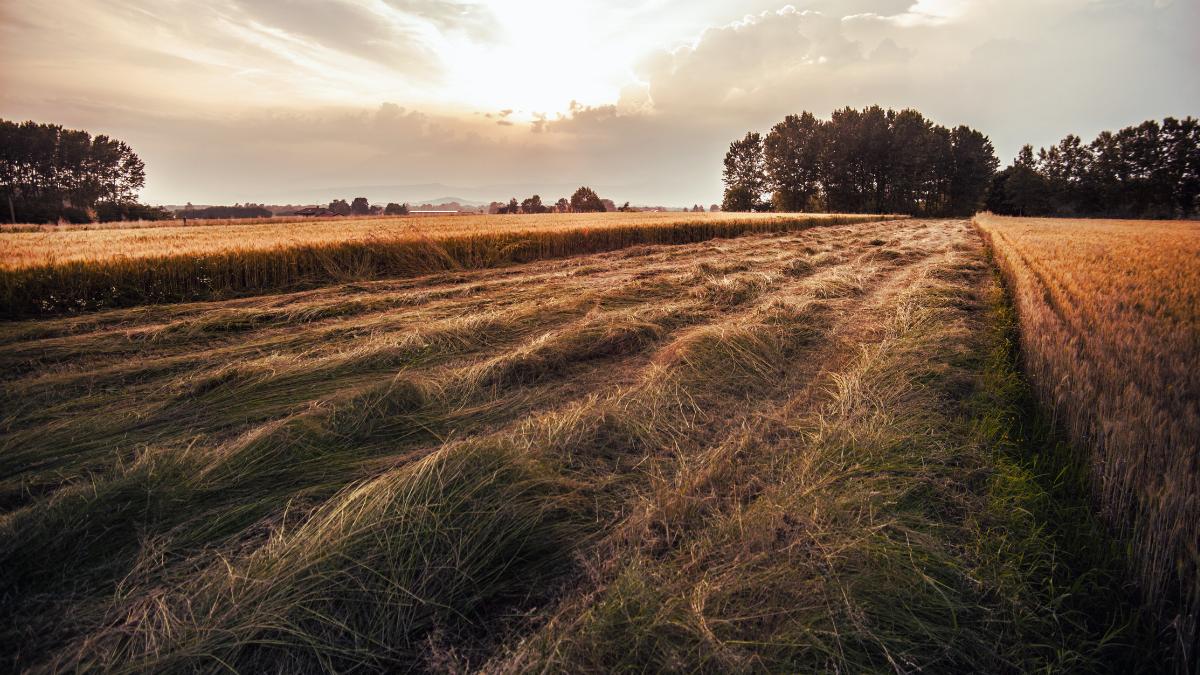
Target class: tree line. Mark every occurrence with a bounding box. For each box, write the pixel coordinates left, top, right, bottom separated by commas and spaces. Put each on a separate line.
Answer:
490, 186, 611, 214
178, 204, 273, 219
723, 106, 999, 216
724, 107, 1200, 219
7, 113, 1197, 225
986, 117, 1200, 219
322, 198, 408, 216
0, 119, 168, 223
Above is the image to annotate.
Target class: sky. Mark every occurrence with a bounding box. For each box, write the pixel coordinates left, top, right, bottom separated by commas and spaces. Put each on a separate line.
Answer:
1, 0, 1197, 206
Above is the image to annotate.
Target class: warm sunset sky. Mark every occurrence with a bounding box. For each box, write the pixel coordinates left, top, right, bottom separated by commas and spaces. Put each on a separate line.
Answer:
1, 0, 1196, 206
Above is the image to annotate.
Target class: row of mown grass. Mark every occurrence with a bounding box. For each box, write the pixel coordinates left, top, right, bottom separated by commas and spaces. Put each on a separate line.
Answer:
492, 246, 1160, 673
3, 221, 893, 670
1, 220, 1164, 672
0, 213, 895, 317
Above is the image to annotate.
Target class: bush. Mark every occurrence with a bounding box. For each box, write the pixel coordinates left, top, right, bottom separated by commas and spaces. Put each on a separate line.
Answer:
58, 207, 93, 224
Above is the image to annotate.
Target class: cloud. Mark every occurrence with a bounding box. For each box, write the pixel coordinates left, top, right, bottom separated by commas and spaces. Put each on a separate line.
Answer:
2, 0, 1196, 207
636, 8, 857, 115
585, 0, 1198, 155
227, 0, 443, 78
380, 0, 496, 40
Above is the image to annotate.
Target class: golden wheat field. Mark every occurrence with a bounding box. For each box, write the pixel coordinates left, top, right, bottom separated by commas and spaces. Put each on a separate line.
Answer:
0, 212, 892, 317
0, 217, 1153, 672
976, 214, 1200, 660
0, 212, 851, 268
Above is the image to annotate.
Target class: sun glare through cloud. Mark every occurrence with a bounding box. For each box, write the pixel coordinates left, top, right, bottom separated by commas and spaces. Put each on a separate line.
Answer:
0, 0, 1196, 206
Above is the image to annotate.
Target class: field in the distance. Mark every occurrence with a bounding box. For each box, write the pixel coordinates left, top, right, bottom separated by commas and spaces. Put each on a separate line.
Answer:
0, 212, 893, 317
0, 212, 856, 267
0, 218, 1148, 672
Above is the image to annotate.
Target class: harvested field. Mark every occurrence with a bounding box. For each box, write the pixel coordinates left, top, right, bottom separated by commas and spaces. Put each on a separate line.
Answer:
0, 218, 1150, 672
977, 214, 1200, 664
0, 212, 893, 317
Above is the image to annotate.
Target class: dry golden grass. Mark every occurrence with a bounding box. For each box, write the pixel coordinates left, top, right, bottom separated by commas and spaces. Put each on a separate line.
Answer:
0, 212, 851, 268
0, 218, 1150, 671
976, 213, 1200, 662
0, 211, 895, 316
0, 212, 414, 234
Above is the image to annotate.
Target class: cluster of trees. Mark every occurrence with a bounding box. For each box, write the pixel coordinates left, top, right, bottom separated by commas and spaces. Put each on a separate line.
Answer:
320, 198, 409, 216
327, 198, 372, 216
178, 204, 272, 219
986, 117, 1200, 219
493, 195, 553, 214
723, 106, 998, 217
570, 187, 606, 212
0, 119, 166, 223
491, 186, 610, 214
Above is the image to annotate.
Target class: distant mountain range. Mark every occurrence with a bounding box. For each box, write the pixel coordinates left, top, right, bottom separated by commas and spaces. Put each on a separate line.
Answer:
262, 184, 521, 207
414, 196, 486, 207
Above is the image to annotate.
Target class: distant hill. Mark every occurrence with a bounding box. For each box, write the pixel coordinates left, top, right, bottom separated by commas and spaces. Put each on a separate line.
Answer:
416, 196, 486, 207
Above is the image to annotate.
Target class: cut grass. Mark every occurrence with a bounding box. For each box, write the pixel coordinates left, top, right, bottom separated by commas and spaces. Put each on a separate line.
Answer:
0, 218, 1163, 672
65, 442, 583, 673
494, 244, 1153, 673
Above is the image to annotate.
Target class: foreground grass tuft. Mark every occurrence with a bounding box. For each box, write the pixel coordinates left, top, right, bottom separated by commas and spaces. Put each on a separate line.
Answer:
65, 442, 582, 672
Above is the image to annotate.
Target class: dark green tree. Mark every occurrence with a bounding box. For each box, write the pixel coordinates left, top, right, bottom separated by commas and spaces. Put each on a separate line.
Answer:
987, 117, 1199, 218
885, 109, 933, 214
947, 125, 1000, 216
178, 205, 271, 219
521, 194, 546, 213
819, 107, 868, 212
1162, 117, 1200, 217
763, 112, 823, 212
738, 106, 997, 216
721, 132, 766, 211
569, 186, 605, 212
986, 146, 1052, 216
350, 197, 370, 215
0, 118, 149, 223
